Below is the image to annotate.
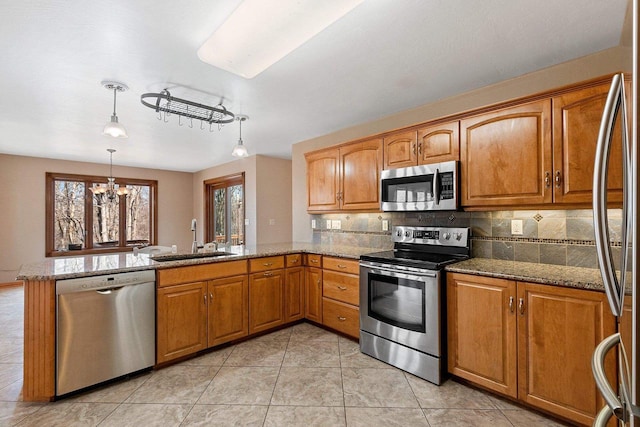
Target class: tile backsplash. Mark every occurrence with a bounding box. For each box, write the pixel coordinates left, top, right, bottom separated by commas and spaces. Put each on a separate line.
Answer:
311, 209, 623, 268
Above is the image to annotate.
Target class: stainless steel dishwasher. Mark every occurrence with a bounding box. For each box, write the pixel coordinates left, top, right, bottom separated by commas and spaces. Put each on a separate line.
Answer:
56, 270, 156, 396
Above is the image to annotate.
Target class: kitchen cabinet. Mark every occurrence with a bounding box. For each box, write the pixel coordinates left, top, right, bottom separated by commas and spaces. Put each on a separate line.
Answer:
552, 82, 626, 204
157, 281, 207, 364
207, 276, 248, 347
322, 256, 360, 338
460, 99, 552, 207
306, 138, 383, 212
305, 254, 323, 323
284, 254, 304, 323
383, 122, 460, 170
249, 256, 285, 334
447, 273, 616, 426
156, 260, 248, 363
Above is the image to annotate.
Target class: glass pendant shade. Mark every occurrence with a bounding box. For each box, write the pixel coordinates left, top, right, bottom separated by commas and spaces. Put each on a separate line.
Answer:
231, 139, 249, 157
103, 114, 128, 138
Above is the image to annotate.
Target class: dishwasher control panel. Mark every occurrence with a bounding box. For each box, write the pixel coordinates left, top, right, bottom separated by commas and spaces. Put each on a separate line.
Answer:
56, 270, 156, 294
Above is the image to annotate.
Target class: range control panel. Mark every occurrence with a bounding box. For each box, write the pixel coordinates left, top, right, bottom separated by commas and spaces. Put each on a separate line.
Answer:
393, 225, 470, 248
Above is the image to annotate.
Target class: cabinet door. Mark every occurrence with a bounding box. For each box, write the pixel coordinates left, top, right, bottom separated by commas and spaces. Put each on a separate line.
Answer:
249, 270, 284, 334
157, 282, 207, 363
306, 148, 340, 211
284, 267, 304, 323
208, 276, 248, 347
383, 130, 417, 169
417, 121, 460, 164
460, 99, 552, 207
339, 138, 383, 210
447, 273, 518, 398
517, 282, 617, 425
305, 267, 323, 323
552, 82, 626, 204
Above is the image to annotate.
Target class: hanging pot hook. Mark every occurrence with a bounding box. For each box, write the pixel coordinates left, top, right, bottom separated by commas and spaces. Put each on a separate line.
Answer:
178, 115, 183, 126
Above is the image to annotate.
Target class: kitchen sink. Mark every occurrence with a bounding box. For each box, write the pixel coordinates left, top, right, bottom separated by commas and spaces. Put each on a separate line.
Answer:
151, 251, 236, 262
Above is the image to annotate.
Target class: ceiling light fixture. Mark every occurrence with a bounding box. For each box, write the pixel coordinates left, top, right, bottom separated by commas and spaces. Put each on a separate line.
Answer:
102, 81, 128, 138
197, 0, 364, 79
231, 115, 249, 158
90, 149, 129, 201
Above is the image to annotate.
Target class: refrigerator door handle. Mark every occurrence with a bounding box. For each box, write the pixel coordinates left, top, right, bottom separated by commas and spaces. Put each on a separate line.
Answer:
592, 333, 624, 420
593, 405, 615, 427
593, 73, 629, 317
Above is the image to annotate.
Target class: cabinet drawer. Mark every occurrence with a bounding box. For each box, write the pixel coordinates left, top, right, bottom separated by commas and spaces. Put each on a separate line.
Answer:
323, 256, 359, 274
249, 256, 285, 273
157, 260, 247, 287
305, 254, 322, 268
322, 298, 359, 338
323, 270, 359, 306
285, 254, 303, 268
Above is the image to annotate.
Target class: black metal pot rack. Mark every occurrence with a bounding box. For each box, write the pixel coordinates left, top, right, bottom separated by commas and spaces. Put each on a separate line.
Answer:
140, 90, 235, 128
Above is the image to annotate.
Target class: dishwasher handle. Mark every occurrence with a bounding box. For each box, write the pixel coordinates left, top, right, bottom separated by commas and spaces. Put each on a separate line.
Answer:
96, 287, 124, 295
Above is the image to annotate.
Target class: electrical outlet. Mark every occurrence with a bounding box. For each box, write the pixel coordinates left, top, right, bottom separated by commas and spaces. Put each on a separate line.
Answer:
311, 219, 317, 228
511, 219, 523, 235
269, 218, 276, 225
244, 218, 249, 225
326, 220, 332, 229
382, 219, 389, 231
331, 220, 341, 230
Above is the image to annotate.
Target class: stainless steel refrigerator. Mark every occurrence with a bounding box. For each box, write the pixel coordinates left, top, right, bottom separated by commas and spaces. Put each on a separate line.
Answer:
592, 1, 640, 425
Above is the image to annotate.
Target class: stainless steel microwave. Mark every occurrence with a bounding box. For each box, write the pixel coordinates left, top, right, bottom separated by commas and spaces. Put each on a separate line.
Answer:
380, 161, 458, 211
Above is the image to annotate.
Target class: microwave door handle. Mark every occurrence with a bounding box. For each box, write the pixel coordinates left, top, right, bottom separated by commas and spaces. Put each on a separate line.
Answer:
433, 168, 440, 205
593, 73, 625, 316
592, 333, 624, 420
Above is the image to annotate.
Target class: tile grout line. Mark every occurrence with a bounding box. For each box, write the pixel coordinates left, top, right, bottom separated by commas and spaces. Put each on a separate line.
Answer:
261, 332, 291, 427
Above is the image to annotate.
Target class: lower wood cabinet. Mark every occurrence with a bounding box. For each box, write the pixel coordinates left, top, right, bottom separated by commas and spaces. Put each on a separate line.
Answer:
249, 269, 284, 334
305, 266, 323, 323
284, 266, 305, 323
447, 272, 616, 426
322, 297, 359, 338
207, 276, 248, 347
157, 281, 207, 364
321, 256, 360, 338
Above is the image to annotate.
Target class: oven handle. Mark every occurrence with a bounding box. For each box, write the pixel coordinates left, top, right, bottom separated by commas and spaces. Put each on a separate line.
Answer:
360, 262, 438, 279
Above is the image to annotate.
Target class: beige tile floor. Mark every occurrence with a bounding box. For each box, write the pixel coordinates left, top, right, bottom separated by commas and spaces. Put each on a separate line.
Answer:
0, 285, 568, 426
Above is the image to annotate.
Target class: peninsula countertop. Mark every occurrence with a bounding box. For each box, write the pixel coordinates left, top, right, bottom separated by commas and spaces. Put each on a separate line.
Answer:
16, 242, 381, 281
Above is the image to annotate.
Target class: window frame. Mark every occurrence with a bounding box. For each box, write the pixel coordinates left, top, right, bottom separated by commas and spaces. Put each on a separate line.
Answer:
204, 172, 245, 245
45, 172, 158, 257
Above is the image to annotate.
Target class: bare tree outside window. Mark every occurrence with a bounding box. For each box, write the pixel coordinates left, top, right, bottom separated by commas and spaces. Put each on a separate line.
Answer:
46, 173, 157, 256
206, 173, 245, 246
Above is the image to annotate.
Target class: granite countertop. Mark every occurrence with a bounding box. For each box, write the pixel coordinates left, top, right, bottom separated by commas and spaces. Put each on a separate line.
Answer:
446, 258, 606, 292
17, 242, 378, 281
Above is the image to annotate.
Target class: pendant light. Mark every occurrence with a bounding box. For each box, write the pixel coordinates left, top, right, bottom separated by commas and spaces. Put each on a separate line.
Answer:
102, 81, 128, 138
90, 149, 129, 201
231, 115, 249, 158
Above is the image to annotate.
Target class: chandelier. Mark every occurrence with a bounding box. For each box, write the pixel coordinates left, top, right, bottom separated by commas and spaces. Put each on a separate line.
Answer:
90, 149, 129, 201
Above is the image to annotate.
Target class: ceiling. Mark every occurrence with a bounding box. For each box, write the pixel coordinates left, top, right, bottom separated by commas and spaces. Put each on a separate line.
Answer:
0, 0, 629, 172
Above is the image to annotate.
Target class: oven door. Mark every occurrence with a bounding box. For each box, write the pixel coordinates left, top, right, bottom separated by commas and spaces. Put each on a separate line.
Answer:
359, 261, 441, 356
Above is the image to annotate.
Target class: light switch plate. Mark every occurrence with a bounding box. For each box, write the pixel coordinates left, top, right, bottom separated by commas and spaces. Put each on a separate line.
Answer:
269, 218, 276, 226
331, 220, 341, 230
311, 219, 317, 228
382, 219, 389, 231
326, 220, 332, 229
244, 218, 249, 225
511, 219, 523, 235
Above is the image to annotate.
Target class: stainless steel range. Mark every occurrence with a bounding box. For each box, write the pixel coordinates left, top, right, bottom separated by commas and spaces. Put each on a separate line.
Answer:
359, 225, 470, 384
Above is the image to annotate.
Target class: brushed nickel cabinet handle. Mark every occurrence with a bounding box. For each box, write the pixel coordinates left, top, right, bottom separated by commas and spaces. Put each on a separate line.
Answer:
337, 286, 347, 291
311, 259, 319, 264
263, 262, 273, 267
204, 294, 207, 304
518, 298, 525, 315
264, 272, 273, 277
509, 296, 514, 313
544, 171, 551, 188
290, 259, 298, 263
210, 293, 213, 300
317, 279, 321, 286
418, 142, 422, 155
337, 316, 346, 321
412, 142, 417, 155
337, 264, 347, 269
555, 171, 562, 188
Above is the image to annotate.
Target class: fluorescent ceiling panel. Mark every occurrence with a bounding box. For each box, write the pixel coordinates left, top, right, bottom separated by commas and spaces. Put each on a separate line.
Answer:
197, 0, 364, 79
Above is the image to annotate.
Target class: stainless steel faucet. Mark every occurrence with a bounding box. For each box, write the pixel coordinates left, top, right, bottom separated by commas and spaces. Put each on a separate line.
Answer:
190, 219, 198, 254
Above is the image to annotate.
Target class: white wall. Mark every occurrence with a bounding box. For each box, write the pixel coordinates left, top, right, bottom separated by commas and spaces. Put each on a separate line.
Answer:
0, 153, 193, 283
291, 46, 632, 242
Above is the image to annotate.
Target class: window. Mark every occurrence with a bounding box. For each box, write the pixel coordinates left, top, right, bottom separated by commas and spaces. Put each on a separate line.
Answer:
205, 173, 245, 245
46, 173, 157, 256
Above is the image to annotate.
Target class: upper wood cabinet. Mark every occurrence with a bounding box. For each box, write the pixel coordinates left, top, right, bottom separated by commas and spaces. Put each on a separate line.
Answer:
307, 138, 383, 212
383, 122, 460, 170
552, 82, 625, 204
460, 99, 553, 207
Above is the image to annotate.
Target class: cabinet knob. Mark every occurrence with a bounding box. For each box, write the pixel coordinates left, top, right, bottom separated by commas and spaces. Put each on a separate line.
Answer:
518, 298, 525, 315
544, 171, 551, 188
555, 171, 562, 188
337, 316, 346, 321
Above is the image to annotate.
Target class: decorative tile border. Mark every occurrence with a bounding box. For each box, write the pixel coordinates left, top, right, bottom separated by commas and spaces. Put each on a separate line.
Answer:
471, 236, 622, 247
